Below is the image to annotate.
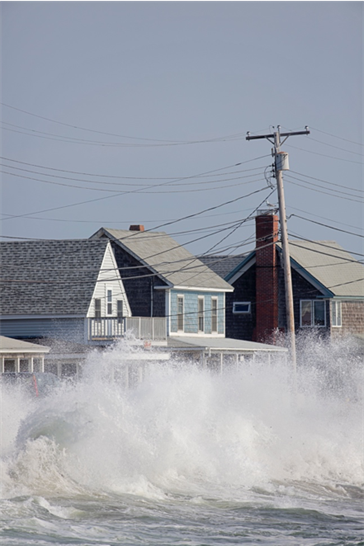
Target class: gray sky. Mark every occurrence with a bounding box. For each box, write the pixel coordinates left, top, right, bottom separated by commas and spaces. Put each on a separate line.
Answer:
1, 1, 363, 260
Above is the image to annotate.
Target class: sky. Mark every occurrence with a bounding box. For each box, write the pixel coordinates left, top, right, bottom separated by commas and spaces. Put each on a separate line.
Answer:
1, 1, 363, 262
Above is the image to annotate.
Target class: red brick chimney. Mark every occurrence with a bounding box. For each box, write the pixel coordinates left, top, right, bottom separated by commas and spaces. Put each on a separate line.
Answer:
254, 211, 279, 343
129, 225, 145, 232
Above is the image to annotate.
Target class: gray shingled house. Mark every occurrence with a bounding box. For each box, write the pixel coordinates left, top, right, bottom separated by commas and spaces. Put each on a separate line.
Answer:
200, 211, 364, 343
90, 226, 287, 364
0, 239, 131, 374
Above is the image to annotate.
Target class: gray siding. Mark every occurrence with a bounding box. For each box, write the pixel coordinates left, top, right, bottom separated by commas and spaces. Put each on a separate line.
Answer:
0, 318, 86, 343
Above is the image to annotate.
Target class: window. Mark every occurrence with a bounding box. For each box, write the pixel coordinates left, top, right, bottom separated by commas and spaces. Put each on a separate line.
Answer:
233, 302, 251, 314
300, 300, 326, 327
332, 301, 342, 327
117, 300, 123, 324
4, 359, 15, 372
95, 298, 101, 318
198, 297, 204, 332
107, 289, 112, 315
33, 358, 42, 373
211, 298, 218, 333
177, 296, 184, 331
20, 359, 30, 372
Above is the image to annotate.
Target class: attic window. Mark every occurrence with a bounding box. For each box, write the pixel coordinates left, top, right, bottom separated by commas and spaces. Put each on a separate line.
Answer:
233, 302, 251, 314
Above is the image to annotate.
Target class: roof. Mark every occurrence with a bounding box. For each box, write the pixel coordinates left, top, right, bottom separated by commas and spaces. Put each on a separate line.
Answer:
286, 240, 364, 298
203, 240, 364, 299
0, 239, 110, 316
167, 336, 287, 353
0, 336, 50, 354
198, 254, 249, 280
91, 228, 233, 291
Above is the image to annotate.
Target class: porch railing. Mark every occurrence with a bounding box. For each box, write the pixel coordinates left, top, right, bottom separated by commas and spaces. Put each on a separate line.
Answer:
88, 317, 167, 341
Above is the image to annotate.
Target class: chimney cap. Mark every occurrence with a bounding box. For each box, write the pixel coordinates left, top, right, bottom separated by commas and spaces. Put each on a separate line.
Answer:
129, 224, 145, 231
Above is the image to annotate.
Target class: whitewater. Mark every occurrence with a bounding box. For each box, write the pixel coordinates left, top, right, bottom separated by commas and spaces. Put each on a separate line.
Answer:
1, 336, 363, 545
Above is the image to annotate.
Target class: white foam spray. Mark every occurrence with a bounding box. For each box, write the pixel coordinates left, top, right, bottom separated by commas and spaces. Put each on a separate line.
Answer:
1, 335, 363, 503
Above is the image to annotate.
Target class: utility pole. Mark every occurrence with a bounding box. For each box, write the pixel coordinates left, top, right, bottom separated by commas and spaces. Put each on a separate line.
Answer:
246, 125, 310, 377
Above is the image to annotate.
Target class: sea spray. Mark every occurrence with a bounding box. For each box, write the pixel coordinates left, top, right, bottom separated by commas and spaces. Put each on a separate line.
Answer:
1, 335, 363, 503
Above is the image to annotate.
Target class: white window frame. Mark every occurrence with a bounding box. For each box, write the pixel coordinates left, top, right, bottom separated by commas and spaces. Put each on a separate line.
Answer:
211, 297, 218, 333
300, 299, 326, 327
198, 296, 204, 333
107, 288, 113, 316
233, 302, 251, 314
331, 300, 342, 327
177, 295, 184, 332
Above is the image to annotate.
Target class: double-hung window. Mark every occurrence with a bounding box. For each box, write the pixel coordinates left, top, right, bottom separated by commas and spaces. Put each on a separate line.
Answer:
300, 300, 326, 327
331, 300, 342, 327
211, 297, 218, 333
198, 297, 204, 333
117, 300, 123, 324
95, 298, 101, 319
107, 289, 113, 315
177, 296, 184, 331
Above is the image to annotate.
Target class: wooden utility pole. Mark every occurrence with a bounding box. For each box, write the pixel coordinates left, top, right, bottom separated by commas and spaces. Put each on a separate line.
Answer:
246, 125, 310, 376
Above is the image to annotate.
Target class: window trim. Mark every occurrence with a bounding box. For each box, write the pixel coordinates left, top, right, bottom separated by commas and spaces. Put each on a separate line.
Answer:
233, 302, 251, 314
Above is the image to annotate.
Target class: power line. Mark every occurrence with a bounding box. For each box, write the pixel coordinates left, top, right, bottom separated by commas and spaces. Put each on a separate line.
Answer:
0, 155, 270, 180
285, 142, 363, 165
291, 214, 364, 239
289, 169, 364, 195
0, 102, 248, 147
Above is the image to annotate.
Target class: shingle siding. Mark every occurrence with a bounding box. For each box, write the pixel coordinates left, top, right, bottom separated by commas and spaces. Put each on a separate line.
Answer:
225, 265, 256, 341
110, 242, 168, 317
0, 318, 85, 343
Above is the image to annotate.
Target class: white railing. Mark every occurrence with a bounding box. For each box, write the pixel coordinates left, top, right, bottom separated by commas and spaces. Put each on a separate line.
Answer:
88, 317, 166, 341
125, 317, 166, 340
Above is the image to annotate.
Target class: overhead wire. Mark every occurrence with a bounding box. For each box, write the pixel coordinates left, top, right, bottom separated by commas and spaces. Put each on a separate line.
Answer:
1, 102, 246, 147
290, 214, 364, 239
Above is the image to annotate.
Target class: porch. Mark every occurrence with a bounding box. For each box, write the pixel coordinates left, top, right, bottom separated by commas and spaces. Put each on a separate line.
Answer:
87, 317, 167, 341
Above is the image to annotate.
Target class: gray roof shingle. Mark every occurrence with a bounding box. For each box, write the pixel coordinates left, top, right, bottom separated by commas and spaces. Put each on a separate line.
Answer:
198, 254, 249, 280
0, 239, 110, 316
92, 228, 233, 291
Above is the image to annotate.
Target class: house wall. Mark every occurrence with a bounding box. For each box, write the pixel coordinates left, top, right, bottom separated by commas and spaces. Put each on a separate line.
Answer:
170, 290, 225, 335
110, 242, 167, 317
87, 244, 131, 318
0, 318, 85, 343
330, 300, 364, 337
225, 265, 256, 341
278, 262, 330, 333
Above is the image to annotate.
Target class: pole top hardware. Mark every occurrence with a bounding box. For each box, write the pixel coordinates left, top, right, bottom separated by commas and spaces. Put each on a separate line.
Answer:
246, 126, 310, 141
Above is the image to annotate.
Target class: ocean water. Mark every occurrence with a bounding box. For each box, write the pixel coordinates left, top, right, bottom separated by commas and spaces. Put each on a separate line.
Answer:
1, 337, 363, 545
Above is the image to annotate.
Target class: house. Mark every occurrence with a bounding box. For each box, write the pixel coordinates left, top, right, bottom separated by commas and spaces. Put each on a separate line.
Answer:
0, 335, 50, 373
91, 226, 288, 364
91, 225, 234, 338
200, 211, 364, 343
0, 239, 131, 375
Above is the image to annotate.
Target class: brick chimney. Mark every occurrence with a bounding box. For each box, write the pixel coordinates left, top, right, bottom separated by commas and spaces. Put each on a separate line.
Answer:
129, 225, 145, 232
254, 211, 279, 343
